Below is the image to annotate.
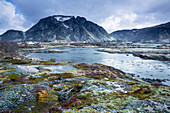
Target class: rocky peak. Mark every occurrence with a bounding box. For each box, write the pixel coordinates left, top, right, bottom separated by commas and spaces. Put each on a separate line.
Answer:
0, 15, 111, 42
53, 15, 74, 22
37, 15, 74, 24
76, 16, 87, 24
24, 15, 110, 42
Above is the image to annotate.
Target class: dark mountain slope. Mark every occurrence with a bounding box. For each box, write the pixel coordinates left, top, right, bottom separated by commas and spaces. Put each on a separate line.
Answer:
25, 15, 110, 42
110, 22, 170, 43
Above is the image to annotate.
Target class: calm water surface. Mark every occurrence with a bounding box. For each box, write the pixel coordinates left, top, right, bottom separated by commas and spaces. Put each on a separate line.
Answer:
27, 47, 170, 85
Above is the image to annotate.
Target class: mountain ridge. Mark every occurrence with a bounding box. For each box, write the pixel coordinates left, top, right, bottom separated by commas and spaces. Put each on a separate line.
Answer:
0, 15, 170, 43
0, 15, 111, 42
110, 21, 170, 43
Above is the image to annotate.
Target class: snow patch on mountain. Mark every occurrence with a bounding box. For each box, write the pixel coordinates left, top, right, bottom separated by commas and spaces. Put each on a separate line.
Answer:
23, 32, 26, 41
62, 23, 69, 29
54, 16, 72, 22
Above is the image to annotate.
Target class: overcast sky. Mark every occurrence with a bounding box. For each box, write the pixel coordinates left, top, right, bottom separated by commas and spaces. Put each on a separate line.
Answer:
0, 0, 170, 34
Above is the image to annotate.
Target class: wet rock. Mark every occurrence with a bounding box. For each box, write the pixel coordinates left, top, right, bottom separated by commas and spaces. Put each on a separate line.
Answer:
57, 91, 70, 101
42, 65, 77, 74
15, 65, 40, 75
64, 77, 92, 82
125, 100, 170, 112
141, 78, 169, 85
133, 53, 170, 61
37, 81, 54, 88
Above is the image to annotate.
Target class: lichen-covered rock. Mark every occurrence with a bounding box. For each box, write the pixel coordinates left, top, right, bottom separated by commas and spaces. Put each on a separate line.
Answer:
125, 100, 170, 112
0, 62, 169, 112
0, 84, 36, 111
62, 106, 118, 113
74, 63, 127, 80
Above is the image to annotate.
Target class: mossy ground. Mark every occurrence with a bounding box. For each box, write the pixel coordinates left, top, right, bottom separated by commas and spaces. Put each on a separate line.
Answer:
0, 57, 169, 112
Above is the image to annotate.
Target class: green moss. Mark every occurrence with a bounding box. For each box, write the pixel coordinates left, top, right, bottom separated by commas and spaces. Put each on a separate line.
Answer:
50, 89, 58, 95
73, 64, 78, 68
47, 76, 60, 81
11, 59, 31, 64
17, 88, 59, 112
55, 86, 63, 91
30, 77, 45, 83
58, 81, 170, 110
7, 73, 23, 80
61, 90, 138, 110
39, 61, 55, 65
125, 83, 170, 102
41, 68, 51, 72
48, 83, 53, 87
55, 62, 66, 65
61, 73, 76, 78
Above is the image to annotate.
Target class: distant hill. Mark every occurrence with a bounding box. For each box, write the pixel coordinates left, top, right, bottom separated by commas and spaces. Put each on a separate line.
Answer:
110, 22, 170, 43
0, 30, 24, 42
0, 15, 111, 42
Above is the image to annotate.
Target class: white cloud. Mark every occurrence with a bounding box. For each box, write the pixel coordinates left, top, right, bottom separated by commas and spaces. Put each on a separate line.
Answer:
0, 0, 27, 34
99, 16, 121, 33
100, 13, 137, 33
99, 12, 165, 33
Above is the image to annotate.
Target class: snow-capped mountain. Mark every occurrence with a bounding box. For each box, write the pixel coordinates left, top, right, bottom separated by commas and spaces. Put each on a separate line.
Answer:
0, 15, 111, 42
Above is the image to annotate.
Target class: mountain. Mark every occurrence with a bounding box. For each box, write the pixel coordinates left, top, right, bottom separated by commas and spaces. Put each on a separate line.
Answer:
1, 15, 170, 43
0, 30, 25, 42
110, 22, 170, 43
0, 15, 111, 42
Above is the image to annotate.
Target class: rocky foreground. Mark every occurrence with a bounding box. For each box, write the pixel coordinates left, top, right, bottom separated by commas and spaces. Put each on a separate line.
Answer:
0, 55, 170, 112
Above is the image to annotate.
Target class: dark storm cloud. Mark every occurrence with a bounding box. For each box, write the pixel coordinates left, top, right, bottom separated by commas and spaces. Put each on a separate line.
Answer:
0, 0, 170, 34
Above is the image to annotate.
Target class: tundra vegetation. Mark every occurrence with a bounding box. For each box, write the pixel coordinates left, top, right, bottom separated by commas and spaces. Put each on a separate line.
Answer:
0, 42, 169, 112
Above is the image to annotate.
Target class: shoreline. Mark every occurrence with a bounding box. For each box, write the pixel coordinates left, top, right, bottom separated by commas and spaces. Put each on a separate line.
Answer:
98, 48, 170, 61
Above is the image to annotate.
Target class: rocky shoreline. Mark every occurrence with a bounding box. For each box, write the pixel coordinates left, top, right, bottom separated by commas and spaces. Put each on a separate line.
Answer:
98, 48, 170, 61
0, 53, 170, 112
133, 53, 170, 61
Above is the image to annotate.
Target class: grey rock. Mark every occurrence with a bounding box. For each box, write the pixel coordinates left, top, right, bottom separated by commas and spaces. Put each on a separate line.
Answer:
62, 106, 118, 113
37, 81, 54, 88
0, 84, 36, 111
64, 77, 92, 82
